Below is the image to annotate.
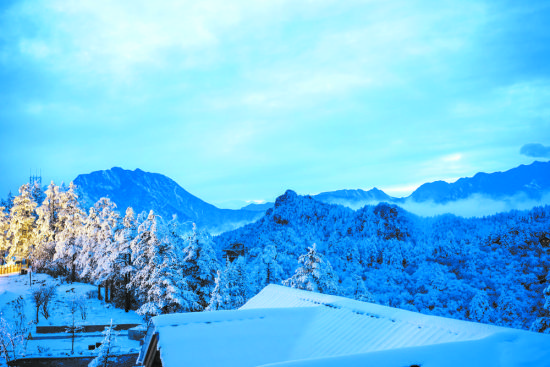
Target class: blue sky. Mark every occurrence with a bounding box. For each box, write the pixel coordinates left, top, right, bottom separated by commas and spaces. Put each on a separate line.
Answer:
1, 0, 549, 208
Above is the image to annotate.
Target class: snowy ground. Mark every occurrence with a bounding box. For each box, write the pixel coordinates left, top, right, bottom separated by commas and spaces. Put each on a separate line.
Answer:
0, 272, 143, 362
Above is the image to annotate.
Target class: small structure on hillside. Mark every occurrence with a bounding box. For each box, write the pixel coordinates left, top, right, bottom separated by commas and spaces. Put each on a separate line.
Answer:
540, 234, 550, 248
222, 243, 245, 262
136, 285, 550, 367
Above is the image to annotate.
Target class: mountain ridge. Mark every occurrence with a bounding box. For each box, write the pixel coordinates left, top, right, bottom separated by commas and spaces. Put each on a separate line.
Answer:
73, 167, 262, 233
243, 160, 550, 210
72, 160, 549, 232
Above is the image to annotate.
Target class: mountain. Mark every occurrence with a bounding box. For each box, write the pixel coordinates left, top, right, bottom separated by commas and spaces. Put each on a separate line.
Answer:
239, 188, 400, 212
313, 187, 401, 206
214, 189, 550, 330
408, 160, 550, 203
73, 167, 262, 233
304, 160, 550, 209
241, 202, 274, 212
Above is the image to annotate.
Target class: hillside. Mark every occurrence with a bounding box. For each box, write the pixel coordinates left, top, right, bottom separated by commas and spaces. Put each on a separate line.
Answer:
215, 190, 550, 330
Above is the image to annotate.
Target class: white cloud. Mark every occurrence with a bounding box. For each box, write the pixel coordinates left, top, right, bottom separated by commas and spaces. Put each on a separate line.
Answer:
401, 192, 550, 218
18, 39, 52, 59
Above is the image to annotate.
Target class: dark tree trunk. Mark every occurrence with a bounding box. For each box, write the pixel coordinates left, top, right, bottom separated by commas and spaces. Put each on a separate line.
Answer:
105, 281, 110, 303
110, 281, 114, 304
124, 273, 130, 312
71, 254, 76, 283
98, 283, 102, 300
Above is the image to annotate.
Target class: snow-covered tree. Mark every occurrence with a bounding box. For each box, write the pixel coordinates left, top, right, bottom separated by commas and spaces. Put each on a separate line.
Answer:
77, 207, 101, 281
112, 207, 137, 312
130, 210, 160, 316
33, 182, 62, 270
531, 278, 550, 333
349, 275, 374, 302
1, 191, 15, 213
283, 244, 339, 295
208, 256, 250, 311
206, 270, 226, 311
78, 198, 120, 286
251, 244, 284, 293
89, 320, 118, 367
0, 316, 24, 365
54, 182, 85, 282
469, 291, 493, 324
0, 207, 9, 254
7, 184, 37, 259
137, 236, 198, 316
495, 291, 523, 328
181, 225, 219, 310
30, 181, 45, 209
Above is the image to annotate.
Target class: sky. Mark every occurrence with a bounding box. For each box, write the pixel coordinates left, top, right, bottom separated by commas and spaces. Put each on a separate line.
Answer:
1, 0, 549, 209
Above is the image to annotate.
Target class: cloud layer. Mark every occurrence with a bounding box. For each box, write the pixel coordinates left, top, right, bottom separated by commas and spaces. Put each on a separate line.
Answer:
520, 143, 550, 158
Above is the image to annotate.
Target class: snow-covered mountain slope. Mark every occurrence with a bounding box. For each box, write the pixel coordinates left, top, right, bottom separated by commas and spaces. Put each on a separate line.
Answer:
73, 167, 262, 233
408, 160, 550, 203
215, 189, 550, 330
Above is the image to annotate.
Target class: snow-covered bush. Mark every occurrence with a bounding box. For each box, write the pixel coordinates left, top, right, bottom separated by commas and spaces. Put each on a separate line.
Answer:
89, 320, 119, 367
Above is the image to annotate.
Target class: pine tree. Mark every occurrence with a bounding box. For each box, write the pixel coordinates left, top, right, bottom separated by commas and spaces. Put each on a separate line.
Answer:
181, 224, 219, 310
33, 182, 62, 270
78, 198, 120, 286
497, 292, 522, 328
54, 182, 85, 282
89, 320, 118, 367
30, 181, 45, 209
130, 210, 161, 317
78, 206, 101, 281
469, 291, 492, 324
283, 244, 339, 295
208, 257, 250, 311
113, 207, 137, 312
138, 235, 198, 316
350, 275, 375, 302
252, 244, 283, 293
206, 270, 226, 311
0, 207, 9, 254
7, 184, 37, 259
531, 277, 550, 333
1, 191, 15, 213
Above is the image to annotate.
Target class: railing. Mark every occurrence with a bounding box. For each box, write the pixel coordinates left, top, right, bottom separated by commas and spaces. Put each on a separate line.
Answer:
0, 263, 29, 275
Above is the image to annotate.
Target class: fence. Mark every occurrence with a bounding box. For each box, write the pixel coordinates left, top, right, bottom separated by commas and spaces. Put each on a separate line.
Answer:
0, 263, 29, 275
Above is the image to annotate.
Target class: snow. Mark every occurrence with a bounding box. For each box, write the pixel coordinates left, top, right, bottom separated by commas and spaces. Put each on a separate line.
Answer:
0, 272, 142, 360
258, 331, 550, 367
145, 284, 550, 367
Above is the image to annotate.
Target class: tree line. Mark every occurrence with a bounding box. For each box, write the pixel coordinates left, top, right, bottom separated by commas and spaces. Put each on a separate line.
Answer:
2, 183, 550, 333
0, 182, 336, 318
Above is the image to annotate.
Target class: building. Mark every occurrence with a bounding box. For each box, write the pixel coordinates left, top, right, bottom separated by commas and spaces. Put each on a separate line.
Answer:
137, 284, 550, 367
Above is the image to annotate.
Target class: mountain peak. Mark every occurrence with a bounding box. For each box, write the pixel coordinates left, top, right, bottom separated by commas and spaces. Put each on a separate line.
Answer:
73, 167, 262, 232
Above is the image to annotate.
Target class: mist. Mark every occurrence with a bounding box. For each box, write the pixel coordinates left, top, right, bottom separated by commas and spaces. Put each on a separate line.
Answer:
320, 192, 550, 218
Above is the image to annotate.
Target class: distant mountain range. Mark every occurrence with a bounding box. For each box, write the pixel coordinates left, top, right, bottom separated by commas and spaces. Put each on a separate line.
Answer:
73, 167, 262, 233
73, 160, 549, 233
409, 160, 550, 204
243, 160, 550, 210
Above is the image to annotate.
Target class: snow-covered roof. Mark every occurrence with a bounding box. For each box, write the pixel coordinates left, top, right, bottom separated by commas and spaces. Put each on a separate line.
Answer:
140, 285, 550, 367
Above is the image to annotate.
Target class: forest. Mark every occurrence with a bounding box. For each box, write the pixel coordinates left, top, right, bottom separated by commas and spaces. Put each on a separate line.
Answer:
1, 182, 549, 333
